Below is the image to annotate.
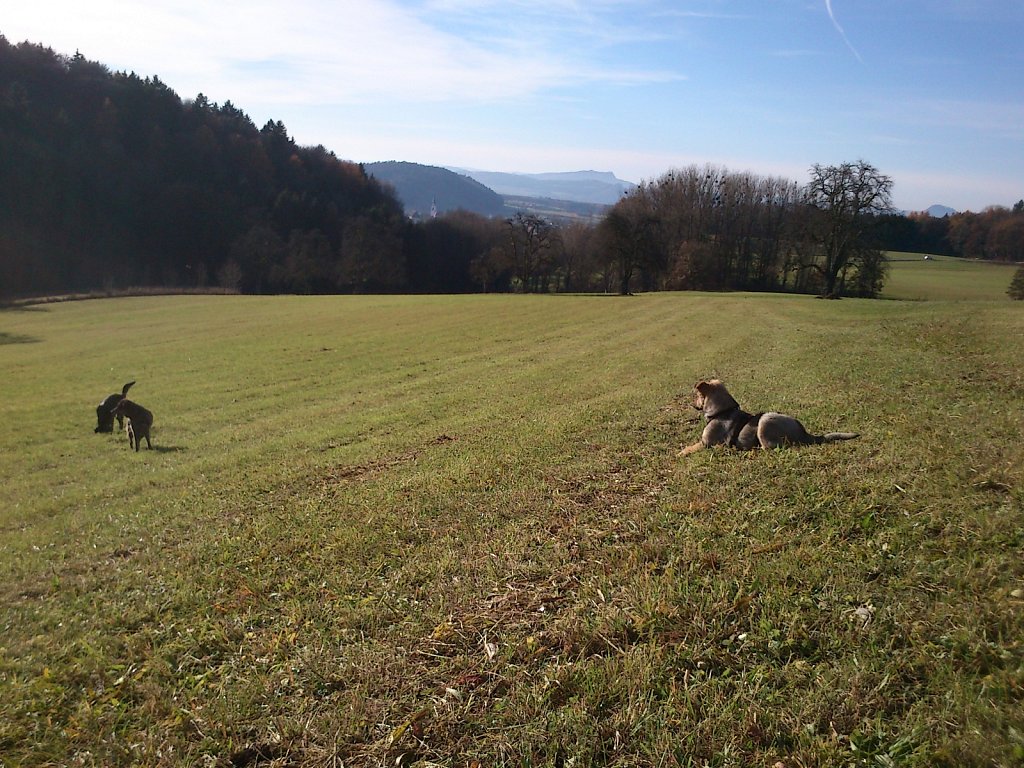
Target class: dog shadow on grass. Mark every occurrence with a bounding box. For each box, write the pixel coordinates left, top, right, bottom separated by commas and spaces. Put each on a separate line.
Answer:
152, 444, 188, 454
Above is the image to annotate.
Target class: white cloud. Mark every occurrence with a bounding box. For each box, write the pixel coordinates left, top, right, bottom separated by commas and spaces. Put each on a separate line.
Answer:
6, 0, 1014, 210
3, 0, 684, 107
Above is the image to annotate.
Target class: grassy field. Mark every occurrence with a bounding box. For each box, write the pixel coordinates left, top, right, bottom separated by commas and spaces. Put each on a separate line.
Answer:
1, 287, 1022, 767
883, 253, 1019, 301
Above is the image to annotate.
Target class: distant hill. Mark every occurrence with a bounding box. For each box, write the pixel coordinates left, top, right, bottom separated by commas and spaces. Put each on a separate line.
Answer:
365, 162, 505, 218
448, 168, 635, 205
926, 204, 957, 217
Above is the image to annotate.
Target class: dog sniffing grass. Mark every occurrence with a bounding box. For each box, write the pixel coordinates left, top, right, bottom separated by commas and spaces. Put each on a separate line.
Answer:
94, 380, 135, 433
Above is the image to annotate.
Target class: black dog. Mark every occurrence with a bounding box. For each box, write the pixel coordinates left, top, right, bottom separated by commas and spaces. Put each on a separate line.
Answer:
95, 381, 135, 433
110, 399, 153, 451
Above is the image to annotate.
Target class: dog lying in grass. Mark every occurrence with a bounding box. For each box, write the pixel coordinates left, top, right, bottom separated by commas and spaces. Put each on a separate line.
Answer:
95, 381, 135, 433
681, 379, 858, 455
110, 398, 153, 451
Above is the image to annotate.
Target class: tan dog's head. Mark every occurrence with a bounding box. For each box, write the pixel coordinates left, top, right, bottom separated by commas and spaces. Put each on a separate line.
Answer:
111, 399, 137, 420
692, 379, 738, 418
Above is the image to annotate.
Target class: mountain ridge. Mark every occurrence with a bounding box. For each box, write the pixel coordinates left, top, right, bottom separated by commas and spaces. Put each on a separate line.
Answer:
364, 161, 633, 218
446, 167, 635, 205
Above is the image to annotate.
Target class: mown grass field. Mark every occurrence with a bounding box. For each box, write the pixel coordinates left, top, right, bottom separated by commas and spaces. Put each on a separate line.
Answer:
883, 253, 1019, 301
1, 282, 1022, 766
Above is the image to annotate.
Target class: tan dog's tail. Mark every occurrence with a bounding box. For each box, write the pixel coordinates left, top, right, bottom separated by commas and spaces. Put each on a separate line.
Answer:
821, 432, 859, 442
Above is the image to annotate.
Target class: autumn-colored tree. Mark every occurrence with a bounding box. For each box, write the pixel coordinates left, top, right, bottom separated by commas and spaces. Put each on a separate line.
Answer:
986, 213, 1024, 262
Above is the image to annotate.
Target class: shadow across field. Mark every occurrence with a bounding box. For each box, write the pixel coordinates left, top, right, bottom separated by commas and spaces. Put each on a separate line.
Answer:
0, 331, 40, 345
0, 303, 51, 312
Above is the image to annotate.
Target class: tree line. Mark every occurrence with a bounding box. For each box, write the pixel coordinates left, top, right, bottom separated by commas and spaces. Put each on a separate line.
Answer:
2, 37, 1021, 300
1, 38, 406, 297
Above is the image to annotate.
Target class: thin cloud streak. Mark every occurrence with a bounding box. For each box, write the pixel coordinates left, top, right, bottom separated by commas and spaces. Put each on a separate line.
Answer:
824, 0, 863, 62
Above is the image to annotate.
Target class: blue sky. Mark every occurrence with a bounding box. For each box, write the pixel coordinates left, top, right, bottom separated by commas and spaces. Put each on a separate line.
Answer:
5, 0, 1023, 212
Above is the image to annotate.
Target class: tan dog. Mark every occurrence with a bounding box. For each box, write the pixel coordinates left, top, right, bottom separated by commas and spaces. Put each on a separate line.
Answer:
110, 399, 153, 451
681, 379, 858, 455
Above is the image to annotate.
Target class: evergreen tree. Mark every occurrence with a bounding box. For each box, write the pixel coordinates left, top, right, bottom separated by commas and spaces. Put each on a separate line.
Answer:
1008, 266, 1024, 300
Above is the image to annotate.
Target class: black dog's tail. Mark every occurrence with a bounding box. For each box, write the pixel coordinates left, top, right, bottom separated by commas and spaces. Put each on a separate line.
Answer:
121, 381, 136, 396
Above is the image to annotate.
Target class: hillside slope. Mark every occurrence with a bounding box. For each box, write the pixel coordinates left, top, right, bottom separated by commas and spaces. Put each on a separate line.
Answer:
365, 162, 506, 218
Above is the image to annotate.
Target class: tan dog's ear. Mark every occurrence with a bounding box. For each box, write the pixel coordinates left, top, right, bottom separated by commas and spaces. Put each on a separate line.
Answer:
695, 380, 712, 394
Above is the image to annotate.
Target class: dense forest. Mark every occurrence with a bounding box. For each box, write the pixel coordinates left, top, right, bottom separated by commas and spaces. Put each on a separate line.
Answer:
2, 37, 1021, 299
0, 37, 416, 296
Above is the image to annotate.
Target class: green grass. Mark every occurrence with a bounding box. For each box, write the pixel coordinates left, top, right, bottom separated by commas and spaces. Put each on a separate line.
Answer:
883, 252, 1019, 301
1, 289, 1022, 767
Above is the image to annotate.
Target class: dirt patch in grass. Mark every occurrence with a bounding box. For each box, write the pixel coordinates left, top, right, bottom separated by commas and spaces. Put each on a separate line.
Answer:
322, 434, 459, 484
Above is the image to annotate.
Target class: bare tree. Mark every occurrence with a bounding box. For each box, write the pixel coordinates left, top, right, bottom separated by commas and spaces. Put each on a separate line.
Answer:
471, 245, 511, 293
504, 212, 559, 292
642, 165, 799, 291
648, 165, 724, 248
804, 160, 894, 296
598, 187, 663, 295
558, 220, 596, 292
